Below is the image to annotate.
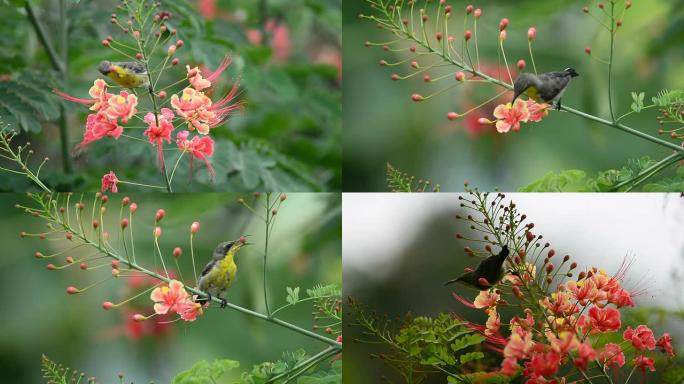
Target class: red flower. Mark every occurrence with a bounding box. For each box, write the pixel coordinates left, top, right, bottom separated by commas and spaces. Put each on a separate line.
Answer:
633, 355, 655, 372
150, 280, 189, 315
586, 306, 621, 333
144, 107, 175, 166
523, 350, 560, 379
656, 333, 675, 357
608, 286, 634, 307
526, 100, 549, 122
176, 299, 203, 322
176, 130, 215, 178
101, 171, 119, 193
76, 112, 123, 150
573, 342, 597, 370
600, 343, 625, 368
500, 357, 519, 376
623, 325, 656, 351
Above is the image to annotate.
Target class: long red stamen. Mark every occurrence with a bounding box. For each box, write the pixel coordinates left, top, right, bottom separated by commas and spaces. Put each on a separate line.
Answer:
53, 89, 96, 104
452, 292, 477, 309
206, 55, 232, 83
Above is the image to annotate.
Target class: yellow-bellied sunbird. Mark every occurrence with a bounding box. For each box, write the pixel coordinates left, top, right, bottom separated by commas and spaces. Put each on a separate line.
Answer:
444, 245, 510, 290
195, 239, 247, 307
512, 68, 579, 110
98, 60, 149, 89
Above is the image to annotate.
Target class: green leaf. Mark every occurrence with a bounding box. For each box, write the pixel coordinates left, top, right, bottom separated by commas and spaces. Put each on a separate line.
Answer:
630, 91, 644, 112
173, 359, 240, 384
286, 286, 300, 305
518, 169, 589, 192
459, 351, 484, 364
451, 333, 485, 352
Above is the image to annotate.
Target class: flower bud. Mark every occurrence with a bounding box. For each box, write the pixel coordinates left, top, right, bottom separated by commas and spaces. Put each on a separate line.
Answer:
171, 28, 177, 35
66, 232, 73, 240
512, 286, 523, 299
111, 260, 120, 269
583, 6, 589, 13
132, 314, 146, 322
112, 268, 120, 277
154, 227, 162, 237
102, 39, 110, 47
616, 20, 622, 27
447, 112, 460, 120
585, 47, 592, 55
191, 221, 200, 234
548, 249, 556, 258
172, 58, 180, 66
477, 117, 491, 125
80, 263, 88, 270
167, 45, 176, 55
546, 264, 554, 273
67, 286, 78, 295
155, 209, 166, 222
391, 74, 400, 81
411, 94, 424, 102
563, 255, 570, 262
517, 59, 526, 70
578, 271, 586, 280
173, 247, 182, 258
499, 30, 507, 41
122, 197, 130, 206
466, 4, 473, 14
121, 218, 129, 229
92, 220, 99, 229
66, 256, 74, 263
103, 301, 114, 310
478, 277, 490, 287
239, 236, 247, 244
464, 30, 472, 41
528, 27, 537, 41
435, 32, 443, 42
474, 8, 482, 18
455, 71, 465, 81
423, 74, 431, 82
129, 203, 138, 213
47, 263, 56, 270
280, 194, 287, 202
570, 262, 577, 269
598, 3, 604, 9
158, 91, 167, 99
271, 208, 278, 215
626, 0, 632, 9
499, 18, 509, 31
132, 30, 140, 39
175, 39, 184, 48
135, 52, 143, 60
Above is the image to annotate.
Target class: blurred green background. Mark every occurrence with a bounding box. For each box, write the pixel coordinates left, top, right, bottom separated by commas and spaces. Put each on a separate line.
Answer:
0, 0, 341, 192
0, 192, 341, 383
343, 193, 684, 382
343, 0, 684, 191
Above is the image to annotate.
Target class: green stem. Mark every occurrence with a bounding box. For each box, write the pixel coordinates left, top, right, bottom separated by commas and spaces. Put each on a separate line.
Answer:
264, 194, 272, 317
24, 1, 64, 73
265, 347, 337, 384
616, 104, 658, 122
58, 0, 72, 175
168, 150, 186, 184
611, 152, 683, 190
608, 1, 616, 122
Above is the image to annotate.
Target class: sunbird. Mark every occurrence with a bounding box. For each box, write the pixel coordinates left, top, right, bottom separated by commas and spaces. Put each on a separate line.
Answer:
444, 245, 510, 290
512, 68, 579, 110
195, 239, 248, 307
98, 60, 149, 89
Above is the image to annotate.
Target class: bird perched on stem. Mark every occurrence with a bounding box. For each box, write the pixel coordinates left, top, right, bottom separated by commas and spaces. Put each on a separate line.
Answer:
512, 68, 579, 110
195, 238, 248, 308
444, 245, 510, 290
98, 60, 149, 89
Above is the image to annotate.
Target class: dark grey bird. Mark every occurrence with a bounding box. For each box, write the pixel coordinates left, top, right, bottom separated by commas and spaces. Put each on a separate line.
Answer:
444, 245, 510, 290
512, 68, 579, 110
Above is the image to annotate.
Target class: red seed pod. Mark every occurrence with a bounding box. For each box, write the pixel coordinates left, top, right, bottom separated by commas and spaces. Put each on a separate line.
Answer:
585, 47, 592, 55
132, 314, 146, 322
528, 27, 537, 41
175, 39, 184, 48
546, 264, 554, 273
411, 94, 424, 102
563, 255, 570, 262
103, 301, 114, 310
173, 247, 182, 258
66, 256, 74, 264
92, 220, 100, 229
455, 71, 465, 81
155, 209, 166, 222
517, 60, 526, 70
102, 39, 110, 47
80, 263, 88, 270
466, 4, 473, 14
391, 74, 400, 81
578, 271, 586, 280
447, 112, 460, 120
122, 197, 130, 206
423, 74, 431, 82
66, 233, 73, 240
121, 218, 129, 229
47, 263, 56, 270
129, 203, 138, 213
111, 260, 120, 269
435, 32, 443, 41
474, 8, 482, 18
67, 286, 78, 295
526, 231, 534, 242
158, 91, 167, 99
191, 221, 200, 234
548, 249, 556, 258
464, 30, 472, 41
570, 262, 577, 269
499, 18, 509, 31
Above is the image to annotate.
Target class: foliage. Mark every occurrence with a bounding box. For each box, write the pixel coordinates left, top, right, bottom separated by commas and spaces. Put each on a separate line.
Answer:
41, 355, 127, 384
347, 297, 502, 383
240, 350, 341, 384
387, 163, 440, 192
0, 71, 60, 133
173, 359, 240, 384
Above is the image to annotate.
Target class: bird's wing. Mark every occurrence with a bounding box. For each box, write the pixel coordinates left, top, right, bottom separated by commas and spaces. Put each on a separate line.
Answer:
537, 72, 570, 101
198, 259, 217, 279
116, 61, 147, 74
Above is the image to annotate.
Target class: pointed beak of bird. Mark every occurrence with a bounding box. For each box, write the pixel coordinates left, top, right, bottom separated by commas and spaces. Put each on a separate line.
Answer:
568, 69, 579, 77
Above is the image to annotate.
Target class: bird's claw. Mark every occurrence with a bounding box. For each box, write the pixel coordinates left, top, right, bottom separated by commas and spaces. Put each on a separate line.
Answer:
220, 298, 227, 308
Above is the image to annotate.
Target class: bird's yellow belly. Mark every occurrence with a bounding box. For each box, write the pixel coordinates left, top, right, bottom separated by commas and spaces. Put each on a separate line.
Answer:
526, 86, 541, 102
108, 71, 146, 88
206, 259, 237, 291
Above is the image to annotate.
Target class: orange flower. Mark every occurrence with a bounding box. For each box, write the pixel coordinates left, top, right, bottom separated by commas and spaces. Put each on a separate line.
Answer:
176, 298, 203, 322
105, 91, 138, 123
599, 343, 625, 367
526, 100, 549, 122
623, 325, 656, 351
150, 280, 189, 315
473, 290, 500, 309
493, 99, 529, 133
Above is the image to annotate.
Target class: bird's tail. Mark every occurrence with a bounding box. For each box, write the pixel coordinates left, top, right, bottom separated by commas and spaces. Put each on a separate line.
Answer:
444, 278, 460, 286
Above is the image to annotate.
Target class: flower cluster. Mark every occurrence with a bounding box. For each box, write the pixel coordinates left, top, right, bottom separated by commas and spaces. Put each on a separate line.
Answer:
451, 190, 675, 383
477, 99, 550, 133
53, 0, 244, 192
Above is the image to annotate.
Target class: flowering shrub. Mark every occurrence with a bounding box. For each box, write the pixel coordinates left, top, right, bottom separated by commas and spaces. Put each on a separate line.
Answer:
18, 192, 341, 382
349, 187, 679, 383
54, 1, 243, 192
361, 0, 684, 192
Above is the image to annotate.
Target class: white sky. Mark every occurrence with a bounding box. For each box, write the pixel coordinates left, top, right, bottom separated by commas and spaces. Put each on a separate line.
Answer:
343, 193, 684, 308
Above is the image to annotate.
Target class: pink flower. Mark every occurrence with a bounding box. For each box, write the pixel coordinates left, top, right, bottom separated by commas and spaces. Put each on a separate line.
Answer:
608, 286, 634, 307
150, 280, 189, 315
540, 291, 578, 316
76, 112, 122, 150
504, 332, 535, 359
176, 298, 203, 322
500, 357, 519, 376
186, 66, 212, 91
170, 87, 215, 134
524, 350, 560, 379
473, 290, 500, 308
526, 100, 549, 122
176, 130, 215, 178
485, 308, 501, 336
633, 355, 655, 372
600, 343, 625, 367
656, 333, 675, 357
105, 91, 138, 123
144, 108, 175, 165
101, 171, 119, 193
586, 306, 621, 333
547, 331, 579, 355
573, 342, 597, 370
493, 99, 530, 133
623, 325, 656, 351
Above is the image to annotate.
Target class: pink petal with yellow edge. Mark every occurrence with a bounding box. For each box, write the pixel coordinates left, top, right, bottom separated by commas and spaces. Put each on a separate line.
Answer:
496, 120, 511, 133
